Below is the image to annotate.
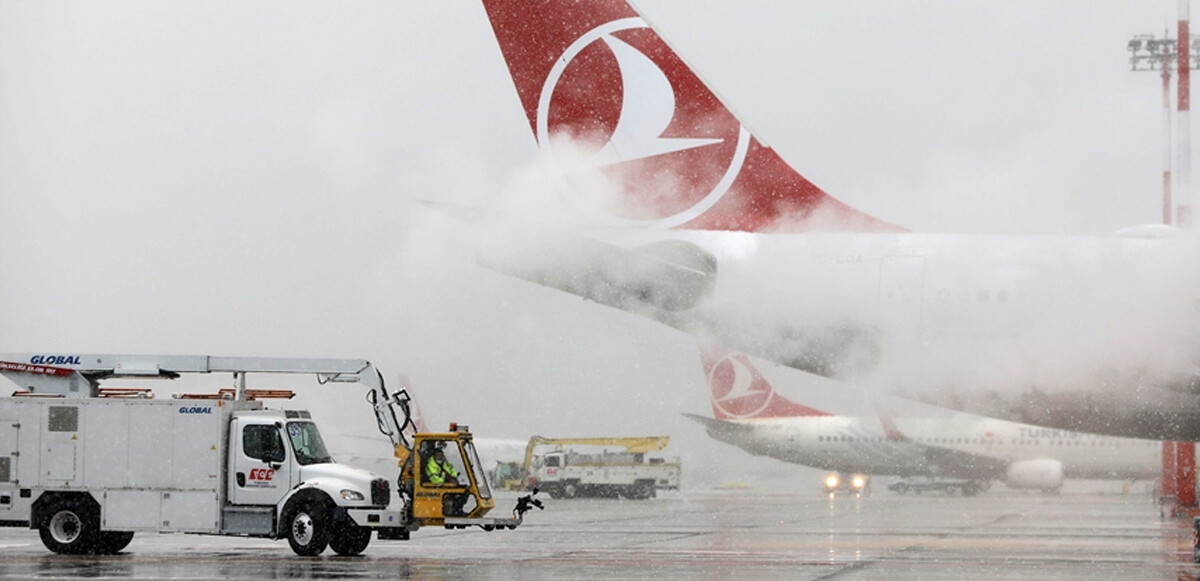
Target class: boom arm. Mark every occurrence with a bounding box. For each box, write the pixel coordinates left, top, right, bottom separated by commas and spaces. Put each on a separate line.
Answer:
0, 353, 415, 452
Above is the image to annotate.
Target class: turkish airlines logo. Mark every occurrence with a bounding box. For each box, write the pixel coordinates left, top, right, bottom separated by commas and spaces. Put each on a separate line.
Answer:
537, 17, 749, 228
709, 353, 773, 419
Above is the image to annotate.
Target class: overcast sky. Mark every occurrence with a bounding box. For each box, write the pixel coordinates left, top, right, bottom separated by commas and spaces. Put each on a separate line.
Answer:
0, 1, 1186, 484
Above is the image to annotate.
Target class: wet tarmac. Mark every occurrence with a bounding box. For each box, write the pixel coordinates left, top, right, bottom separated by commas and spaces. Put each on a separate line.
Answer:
0, 489, 1195, 580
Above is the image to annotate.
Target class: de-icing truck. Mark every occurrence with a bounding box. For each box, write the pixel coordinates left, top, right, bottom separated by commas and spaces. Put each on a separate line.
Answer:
0, 354, 535, 556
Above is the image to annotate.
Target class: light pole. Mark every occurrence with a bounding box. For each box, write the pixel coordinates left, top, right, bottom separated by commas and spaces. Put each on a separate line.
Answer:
1129, 27, 1200, 515
1129, 33, 1179, 225
1128, 31, 1200, 226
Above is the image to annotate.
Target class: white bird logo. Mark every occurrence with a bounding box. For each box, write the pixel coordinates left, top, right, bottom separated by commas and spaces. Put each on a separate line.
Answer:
537, 17, 749, 229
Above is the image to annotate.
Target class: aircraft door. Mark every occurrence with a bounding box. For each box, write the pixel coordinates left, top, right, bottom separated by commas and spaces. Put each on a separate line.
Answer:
878, 256, 926, 338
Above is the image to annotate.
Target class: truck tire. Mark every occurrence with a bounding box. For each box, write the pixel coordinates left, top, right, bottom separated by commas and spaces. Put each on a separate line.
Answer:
39, 498, 100, 555
329, 525, 371, 556
283, 499, 331, 556
631, 482, 654, 500
562, 483, 578, 498
95, 531, 135, 554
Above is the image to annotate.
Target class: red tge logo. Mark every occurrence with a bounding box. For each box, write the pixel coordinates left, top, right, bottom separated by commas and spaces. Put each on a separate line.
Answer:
249, 468, 275, 481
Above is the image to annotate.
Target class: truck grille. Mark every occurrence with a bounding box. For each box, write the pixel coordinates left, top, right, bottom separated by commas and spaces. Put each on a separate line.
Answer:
371, 478, 390, 507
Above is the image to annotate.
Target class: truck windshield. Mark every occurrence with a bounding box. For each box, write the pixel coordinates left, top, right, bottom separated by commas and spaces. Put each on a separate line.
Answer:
286, 421, 332, 465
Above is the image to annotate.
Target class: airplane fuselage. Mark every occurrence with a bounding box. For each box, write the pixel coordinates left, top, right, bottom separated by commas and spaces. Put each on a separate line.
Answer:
703, 414, 1160, 481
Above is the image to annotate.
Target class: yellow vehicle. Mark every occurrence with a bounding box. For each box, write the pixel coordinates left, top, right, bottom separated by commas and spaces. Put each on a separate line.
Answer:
492, 461, 524, 491
395, 424, 515, 530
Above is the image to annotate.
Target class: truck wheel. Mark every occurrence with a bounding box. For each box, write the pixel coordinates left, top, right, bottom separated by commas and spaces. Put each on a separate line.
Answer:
95, 531, 135, 554
39, 498, 99, 554
895, 484, 909, 495
562, 483, 578, 498
328, 525, 371, 556
634, 483, 654, 500
284, 499, 331, 556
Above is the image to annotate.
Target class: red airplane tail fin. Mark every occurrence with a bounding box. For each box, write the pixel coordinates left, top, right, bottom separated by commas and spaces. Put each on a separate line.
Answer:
698, 341, 833, 420
480, 0, 901, 233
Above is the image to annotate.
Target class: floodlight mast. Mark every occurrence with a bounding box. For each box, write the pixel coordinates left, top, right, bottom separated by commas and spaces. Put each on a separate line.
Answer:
1129, 32, 1179, 225
1129, 27, 1200, 226
1129, 9, 1200, 516
1181, 1, 1193, 228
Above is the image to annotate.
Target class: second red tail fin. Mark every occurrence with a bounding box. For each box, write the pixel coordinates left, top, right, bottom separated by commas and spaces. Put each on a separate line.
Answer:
698, 341, 832, 420
480, 0, 901, 233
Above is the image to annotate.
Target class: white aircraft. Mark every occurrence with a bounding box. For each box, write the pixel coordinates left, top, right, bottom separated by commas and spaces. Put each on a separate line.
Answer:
474, 0, 1200, 440
684, 344, 1161, 494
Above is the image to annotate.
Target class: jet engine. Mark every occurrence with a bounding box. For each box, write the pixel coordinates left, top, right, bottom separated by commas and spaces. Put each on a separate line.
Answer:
1003, 459, 1063, 492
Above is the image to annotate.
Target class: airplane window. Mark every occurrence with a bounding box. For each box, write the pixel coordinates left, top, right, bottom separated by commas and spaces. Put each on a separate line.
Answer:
978, 290, 989, 303
998, 290, 1009, 304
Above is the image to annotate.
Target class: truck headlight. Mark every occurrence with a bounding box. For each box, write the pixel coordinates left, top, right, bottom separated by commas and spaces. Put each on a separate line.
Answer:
340, 489, 365, 501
